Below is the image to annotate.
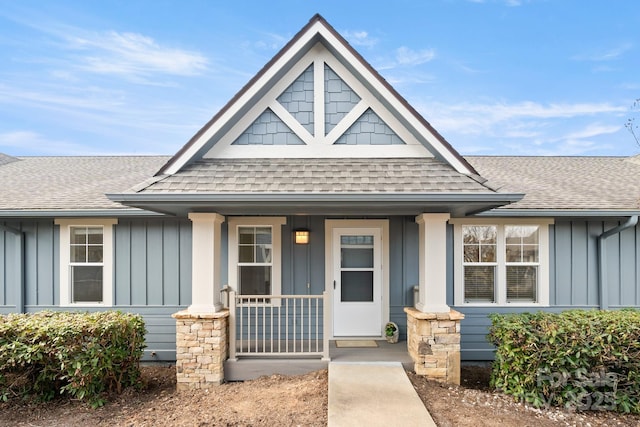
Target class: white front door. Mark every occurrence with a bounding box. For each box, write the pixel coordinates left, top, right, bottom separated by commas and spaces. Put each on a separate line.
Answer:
332, 227, 382, 337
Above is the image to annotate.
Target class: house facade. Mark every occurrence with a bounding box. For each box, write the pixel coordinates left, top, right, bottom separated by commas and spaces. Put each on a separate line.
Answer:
1, 15, 639, 388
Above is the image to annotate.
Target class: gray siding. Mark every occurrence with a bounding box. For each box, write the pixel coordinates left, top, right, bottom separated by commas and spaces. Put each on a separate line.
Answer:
324, 64, 360, 134
279, 215, 419, 340
232, 109, 305, 145
4, 216, 639, 363
334, 109, 405, 145
0, 218, 191, 361
114, 218, 192, 306
0, 220, 58, 312
277, 65, 314, 134
454, 220, 640, 361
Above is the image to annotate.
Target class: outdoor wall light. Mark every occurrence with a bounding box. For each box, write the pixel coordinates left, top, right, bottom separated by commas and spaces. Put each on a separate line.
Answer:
294, 229, 310, 245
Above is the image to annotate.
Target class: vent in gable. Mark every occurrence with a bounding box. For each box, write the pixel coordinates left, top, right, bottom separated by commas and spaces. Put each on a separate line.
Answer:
277, 65, 314, 134
334, 108, 405, 145
232, 109, 305, 145
324, 64, 360, 135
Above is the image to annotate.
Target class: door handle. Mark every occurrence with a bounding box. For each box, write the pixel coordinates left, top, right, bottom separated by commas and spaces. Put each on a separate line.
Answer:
333, 280, 336, 289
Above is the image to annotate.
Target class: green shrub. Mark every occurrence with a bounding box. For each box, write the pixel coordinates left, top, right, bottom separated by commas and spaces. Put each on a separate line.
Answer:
488, 310, 640, 413
0, 311, 146, 406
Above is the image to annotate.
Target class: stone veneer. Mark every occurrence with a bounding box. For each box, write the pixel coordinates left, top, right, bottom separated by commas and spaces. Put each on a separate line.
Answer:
404, 307, 464, 385
172, 309, 229, 390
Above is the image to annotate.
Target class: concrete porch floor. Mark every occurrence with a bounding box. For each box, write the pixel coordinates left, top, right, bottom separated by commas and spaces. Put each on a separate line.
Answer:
224, 340, 413, 381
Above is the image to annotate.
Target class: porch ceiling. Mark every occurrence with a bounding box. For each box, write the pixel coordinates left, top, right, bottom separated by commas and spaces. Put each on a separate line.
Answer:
107, 192, 523, 217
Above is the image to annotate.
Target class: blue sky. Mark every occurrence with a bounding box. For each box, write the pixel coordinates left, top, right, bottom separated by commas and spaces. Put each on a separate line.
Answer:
0, 0, 638, 157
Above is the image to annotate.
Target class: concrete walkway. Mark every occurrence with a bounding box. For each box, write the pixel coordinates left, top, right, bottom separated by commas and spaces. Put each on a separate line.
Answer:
328, 362, 436, 427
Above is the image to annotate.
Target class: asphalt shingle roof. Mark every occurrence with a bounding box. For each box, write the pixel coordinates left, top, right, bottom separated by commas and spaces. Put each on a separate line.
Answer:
138, 158, 493, 193
3, 154, 639, 214
0, 156, 170, 211
466, 156, 640, 212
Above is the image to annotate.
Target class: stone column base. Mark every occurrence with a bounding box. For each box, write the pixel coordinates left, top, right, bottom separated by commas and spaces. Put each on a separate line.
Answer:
404, 307, 464, 385
172, 309, 229, 390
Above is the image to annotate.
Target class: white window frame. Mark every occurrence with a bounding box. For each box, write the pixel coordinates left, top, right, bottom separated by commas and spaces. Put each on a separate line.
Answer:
451, 218, 553, 307
55, 218, 117, 306
228, 217, 286, 303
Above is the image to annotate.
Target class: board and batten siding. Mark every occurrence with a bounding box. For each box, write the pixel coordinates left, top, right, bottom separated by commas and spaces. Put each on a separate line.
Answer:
279, 215, 420, 339
0, 218, 192, 361
454, 220, 640, 361
0, 220, 58, 313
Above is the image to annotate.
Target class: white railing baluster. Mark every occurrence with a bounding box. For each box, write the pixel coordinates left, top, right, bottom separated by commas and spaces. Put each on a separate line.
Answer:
229, 291, 237, 361
231, 294, 326, 358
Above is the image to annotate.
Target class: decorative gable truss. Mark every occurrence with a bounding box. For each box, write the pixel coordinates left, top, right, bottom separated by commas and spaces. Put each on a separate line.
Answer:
205, 44, 426, 159
159, 15, 476, 175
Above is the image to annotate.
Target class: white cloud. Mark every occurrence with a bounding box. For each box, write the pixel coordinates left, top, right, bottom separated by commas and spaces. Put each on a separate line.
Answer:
253, 32, 289, 50
395, 46, 436, 66
572, 43, 633, 62
415, 100, 628, 155
561, 123, 621, 140
65, 31, 208, 78
343, 30, 378, 48
427, 101, 626, 129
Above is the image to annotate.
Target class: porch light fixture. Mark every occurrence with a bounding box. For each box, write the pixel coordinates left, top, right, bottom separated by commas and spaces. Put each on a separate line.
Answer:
294, 229, 310, 245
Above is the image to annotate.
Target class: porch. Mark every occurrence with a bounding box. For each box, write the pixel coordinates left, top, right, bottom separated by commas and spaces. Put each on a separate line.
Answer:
224, 339, 413, 381
172, 213, 464, 389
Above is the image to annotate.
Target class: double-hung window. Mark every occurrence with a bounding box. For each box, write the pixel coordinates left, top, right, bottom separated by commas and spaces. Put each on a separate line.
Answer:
505, 225, 539, 303
452, 219, 550, 306
462, 225, 497, 302
70, 226, 104, 303
238, 226, 273, 295
228, 217, 285, 299
56, 218, 116, 306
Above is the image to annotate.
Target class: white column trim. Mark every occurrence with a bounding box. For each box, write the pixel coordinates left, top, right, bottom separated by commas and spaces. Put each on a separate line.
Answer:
187, 213, 225, 313
415, 213, 451, 313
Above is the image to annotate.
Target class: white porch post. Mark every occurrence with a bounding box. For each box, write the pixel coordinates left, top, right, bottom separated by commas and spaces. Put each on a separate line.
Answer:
187, 212, 225, 313
415, 213, 450, 313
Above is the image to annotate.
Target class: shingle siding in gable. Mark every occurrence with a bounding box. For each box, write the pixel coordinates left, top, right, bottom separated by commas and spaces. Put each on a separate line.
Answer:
334, 108, 405, 145
232, 109, 305, 145
324, 64, 360, 134
277, 65, 314, 134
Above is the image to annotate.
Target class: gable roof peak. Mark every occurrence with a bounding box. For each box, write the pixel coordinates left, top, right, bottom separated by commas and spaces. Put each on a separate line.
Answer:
157, 15, 477, 177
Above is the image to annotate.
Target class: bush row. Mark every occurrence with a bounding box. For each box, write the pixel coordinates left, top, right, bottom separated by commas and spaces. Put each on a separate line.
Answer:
0, 311, 146, 406
488, 310, 640, 413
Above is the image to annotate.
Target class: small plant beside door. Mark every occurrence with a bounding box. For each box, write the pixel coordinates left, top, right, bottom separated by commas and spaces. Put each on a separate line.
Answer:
385, 321, 399, 343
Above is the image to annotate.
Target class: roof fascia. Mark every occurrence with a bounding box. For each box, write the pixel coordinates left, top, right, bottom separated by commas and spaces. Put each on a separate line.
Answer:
476, 209, 640, 218
0, 209, 166, 218
158, 14, 476, 176
108, 192, 523, 204
108, 191, 523, 217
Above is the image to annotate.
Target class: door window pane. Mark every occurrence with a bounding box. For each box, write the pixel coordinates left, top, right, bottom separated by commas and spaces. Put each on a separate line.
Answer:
341, 235, 374, 268
341, 248, 373, 268
341, 271, 374, 302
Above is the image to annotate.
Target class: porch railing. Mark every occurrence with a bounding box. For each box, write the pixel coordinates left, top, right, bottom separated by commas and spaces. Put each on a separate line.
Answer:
228, 291, 330, 361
